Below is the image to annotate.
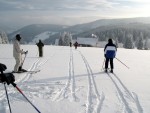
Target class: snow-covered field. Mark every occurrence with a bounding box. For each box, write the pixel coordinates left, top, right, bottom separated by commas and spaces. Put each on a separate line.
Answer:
0, 44, 150, 113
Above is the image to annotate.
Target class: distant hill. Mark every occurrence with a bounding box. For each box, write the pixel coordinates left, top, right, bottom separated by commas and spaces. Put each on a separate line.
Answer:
8, 24, 68, 43
65, 17, 150, 43
61, 17, 150, 34
75, 23, 150, 40
7, 17, 150, 44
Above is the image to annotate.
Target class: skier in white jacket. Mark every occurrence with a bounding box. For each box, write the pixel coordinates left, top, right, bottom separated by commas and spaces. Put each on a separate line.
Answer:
13, 34, 26, 72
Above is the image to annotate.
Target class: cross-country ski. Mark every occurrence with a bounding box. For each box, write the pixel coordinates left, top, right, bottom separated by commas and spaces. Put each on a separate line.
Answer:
12, 70, 40, 74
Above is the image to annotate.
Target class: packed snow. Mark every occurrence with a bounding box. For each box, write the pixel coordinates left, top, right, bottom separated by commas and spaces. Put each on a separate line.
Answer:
0, 44, 150, 113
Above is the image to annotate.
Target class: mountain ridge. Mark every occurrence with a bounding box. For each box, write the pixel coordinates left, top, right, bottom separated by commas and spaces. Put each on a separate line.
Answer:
6, 17, 150, 44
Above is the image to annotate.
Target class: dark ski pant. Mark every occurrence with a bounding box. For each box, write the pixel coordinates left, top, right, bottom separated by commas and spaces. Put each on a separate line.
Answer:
105, 58, 114, 70
75, 46, 77, 49
38, 47, 43, 57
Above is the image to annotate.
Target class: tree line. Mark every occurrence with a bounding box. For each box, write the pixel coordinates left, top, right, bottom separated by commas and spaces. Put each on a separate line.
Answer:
76, 23, 150, 50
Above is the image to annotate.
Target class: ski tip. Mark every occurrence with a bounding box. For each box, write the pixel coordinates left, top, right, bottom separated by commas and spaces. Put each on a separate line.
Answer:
11, 70, 40, 74
12, 71, 23, 73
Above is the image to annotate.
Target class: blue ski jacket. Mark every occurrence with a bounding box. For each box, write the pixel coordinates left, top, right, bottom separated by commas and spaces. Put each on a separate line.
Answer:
104, 43, 117, 58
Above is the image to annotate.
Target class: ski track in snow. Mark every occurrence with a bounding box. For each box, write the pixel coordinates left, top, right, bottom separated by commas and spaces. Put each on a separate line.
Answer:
0, 47, 66, 112
17, 58, 49, 83
0, 46, 144, 113
78, 50, 105, 113
53, 48, 78, 102
0, 58, 48, 113
106, 72, 143, 113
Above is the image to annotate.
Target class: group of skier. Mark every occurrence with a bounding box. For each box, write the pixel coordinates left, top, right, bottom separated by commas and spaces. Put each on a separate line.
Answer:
13, 34, 117, 73
13, 34, 44, 73
70, 39, 117, 73
69, 41, 79, 49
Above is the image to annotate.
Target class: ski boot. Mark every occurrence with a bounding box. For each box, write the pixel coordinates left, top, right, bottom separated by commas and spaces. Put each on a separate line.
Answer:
110, 69, 113, 73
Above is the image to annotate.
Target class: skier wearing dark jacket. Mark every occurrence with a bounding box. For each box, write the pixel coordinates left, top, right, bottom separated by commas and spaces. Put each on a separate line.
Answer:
36, 40, 44, 57
104, 38, 117, 73
74, 41, 78, 49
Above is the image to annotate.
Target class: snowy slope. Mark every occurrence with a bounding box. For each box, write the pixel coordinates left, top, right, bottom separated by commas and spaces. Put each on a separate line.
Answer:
0, 44, 150, 113
31, 31, 58, 44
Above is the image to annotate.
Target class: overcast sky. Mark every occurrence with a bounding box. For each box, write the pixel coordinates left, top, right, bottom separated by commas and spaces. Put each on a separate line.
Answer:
0, 0, 150, 27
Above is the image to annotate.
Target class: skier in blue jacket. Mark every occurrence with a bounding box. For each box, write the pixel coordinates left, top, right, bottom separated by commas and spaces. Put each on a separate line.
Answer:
104, 38, 117, 73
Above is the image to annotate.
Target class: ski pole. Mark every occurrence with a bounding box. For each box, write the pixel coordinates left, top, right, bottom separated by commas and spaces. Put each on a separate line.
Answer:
115, 57, 129, 69
11, 83, 41, 113
101, 58, 105, 71
4, 83, 12, 113
21, 51, 28, 67
19, 51, 28, 70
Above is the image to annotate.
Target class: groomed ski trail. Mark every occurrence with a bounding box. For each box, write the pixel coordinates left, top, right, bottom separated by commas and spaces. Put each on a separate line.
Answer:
16, 58, 48, 83
0, 46, 65, 113
0, 58, 48, 112
53, 48, 78, 101
107, 72, 143, 113
78, 50, 105, 113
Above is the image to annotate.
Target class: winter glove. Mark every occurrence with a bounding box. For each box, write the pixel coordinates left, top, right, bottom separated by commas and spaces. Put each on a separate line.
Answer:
25, 51, 28, 54
104, 54, 106, 58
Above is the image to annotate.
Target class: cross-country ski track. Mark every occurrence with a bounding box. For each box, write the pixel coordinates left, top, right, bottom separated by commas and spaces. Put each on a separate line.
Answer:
0, 45, 145, 113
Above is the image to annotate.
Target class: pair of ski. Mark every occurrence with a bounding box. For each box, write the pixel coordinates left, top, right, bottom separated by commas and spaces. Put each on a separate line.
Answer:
12, 69, 40, 74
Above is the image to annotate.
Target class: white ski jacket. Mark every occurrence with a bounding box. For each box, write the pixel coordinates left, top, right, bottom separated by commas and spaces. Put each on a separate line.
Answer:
13, 39, 24, 59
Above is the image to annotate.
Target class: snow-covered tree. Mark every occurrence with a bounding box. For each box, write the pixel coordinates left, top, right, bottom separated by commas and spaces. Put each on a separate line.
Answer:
58, 34, 63, 46
137, 32, 144, 50
123, 34, 134, 49
63, 32, 72, 46
58, 32, 72, 46
0, 31, 9, 44
144, 37, 149, 50
115, 37, 119, 48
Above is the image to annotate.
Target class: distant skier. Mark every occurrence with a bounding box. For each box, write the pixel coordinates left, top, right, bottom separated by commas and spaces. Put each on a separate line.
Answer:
36, 40, 44, 57
13, 34, 27, 73
69, 42, 72, 47
74, 41, 79, 49
104, 38, 117, 73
